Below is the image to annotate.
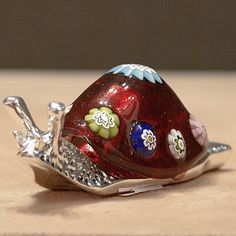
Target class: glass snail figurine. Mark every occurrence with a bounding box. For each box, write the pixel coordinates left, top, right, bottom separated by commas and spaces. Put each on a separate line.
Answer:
3, 64, 231, 196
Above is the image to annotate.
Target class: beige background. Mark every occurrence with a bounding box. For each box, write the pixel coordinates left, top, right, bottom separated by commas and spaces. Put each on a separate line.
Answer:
0, 71, 235, 235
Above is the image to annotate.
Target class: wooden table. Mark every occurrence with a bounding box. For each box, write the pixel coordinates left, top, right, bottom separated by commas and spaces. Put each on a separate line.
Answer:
0, 71, 235, 235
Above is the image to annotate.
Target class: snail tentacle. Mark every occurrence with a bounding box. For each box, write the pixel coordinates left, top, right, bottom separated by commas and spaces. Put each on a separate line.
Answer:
47, 101, 65, 156
3, 96, 65, 158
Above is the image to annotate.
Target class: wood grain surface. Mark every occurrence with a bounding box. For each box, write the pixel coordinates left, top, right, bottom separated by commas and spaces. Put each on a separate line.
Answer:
0, 71, 235, 235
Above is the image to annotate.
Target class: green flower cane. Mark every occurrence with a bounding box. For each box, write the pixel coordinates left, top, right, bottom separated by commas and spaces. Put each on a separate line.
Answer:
85, 107, 120, 139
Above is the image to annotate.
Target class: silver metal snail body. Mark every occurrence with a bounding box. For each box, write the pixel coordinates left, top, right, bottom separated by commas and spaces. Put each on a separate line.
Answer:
3, 64, 232, 196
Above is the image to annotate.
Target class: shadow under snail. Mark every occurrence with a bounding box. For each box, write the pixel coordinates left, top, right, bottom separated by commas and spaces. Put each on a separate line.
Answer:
3, 64, 232, 196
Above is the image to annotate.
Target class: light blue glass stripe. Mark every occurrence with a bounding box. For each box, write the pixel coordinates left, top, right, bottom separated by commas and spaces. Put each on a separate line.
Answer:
108, 64, 163, 85
143, 70, 155, 84
108, 65, 123, 74
132, 68, 144, 80
121, 67, 133, 77
153, 72, 162, 84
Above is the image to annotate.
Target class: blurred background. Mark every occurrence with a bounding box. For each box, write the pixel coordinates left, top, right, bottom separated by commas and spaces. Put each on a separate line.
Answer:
0, 0, 235, 71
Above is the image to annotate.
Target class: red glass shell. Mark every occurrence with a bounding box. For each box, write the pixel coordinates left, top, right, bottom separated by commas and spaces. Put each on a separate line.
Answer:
63, 73, 208, 179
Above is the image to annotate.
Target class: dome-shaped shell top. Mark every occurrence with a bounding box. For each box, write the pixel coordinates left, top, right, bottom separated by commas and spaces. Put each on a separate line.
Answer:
63, 64, 208, 179
108, 64, 163, 84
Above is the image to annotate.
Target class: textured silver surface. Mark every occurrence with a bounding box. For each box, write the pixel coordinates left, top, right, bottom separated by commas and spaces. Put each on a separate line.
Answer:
3, 96, 232, 196
208, 142, 232, 154
48, 139, 116, 187
3, 96, 116, 189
